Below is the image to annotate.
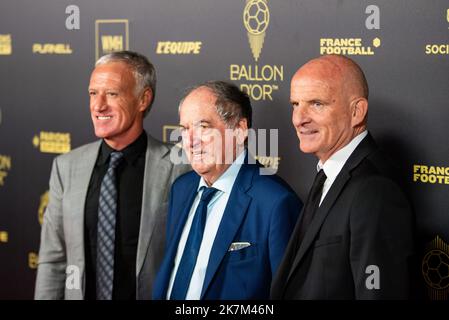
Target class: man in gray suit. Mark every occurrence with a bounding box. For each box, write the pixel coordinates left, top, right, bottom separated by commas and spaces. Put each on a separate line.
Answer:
35, 51, 189, 300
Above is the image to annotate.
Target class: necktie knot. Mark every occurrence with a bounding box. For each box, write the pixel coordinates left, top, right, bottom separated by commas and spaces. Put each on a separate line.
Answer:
313, 169, 327, 192
109, 152, 124, 170
200, 187, 218, 204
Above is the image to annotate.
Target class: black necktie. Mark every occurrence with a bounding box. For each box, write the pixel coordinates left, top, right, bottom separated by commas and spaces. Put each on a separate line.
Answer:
294, 169, 327, 251
96, 151, 124, 300
170, 187, 218, 300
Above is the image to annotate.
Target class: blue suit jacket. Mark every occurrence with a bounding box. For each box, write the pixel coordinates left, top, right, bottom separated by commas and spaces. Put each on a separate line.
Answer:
153, 159, 302, 300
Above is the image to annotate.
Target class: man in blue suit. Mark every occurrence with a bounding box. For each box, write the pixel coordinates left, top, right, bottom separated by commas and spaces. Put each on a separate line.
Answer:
153, 81, 302, 300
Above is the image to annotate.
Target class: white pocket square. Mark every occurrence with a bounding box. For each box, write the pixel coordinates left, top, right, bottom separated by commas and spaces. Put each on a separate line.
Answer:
228, 242, 251, 251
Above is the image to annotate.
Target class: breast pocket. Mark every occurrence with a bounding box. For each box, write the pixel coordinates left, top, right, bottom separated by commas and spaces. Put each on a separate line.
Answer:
314, 235, 343, 248
225, 243, 258, 262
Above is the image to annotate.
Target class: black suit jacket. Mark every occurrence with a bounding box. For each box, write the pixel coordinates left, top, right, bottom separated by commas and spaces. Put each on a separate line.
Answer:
271, 133, 414, 299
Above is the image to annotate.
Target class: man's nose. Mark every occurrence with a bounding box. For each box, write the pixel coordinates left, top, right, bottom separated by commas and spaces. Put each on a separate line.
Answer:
191, 128, 203, 148
92, 94, 108, 112
292, 104, 309, 127
182, 128, 197, 148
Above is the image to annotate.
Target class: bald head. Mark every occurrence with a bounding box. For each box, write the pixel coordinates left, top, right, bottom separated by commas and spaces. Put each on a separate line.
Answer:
294, 55, 369, 100
290, 54, 369, 162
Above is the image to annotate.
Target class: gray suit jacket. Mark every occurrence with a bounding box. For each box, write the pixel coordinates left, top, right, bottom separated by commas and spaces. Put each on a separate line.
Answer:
35, 133, 190, 299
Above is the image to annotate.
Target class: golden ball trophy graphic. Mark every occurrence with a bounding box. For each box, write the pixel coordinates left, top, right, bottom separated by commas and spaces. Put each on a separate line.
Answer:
422, 236, 449, 300
243, 0, 270, 61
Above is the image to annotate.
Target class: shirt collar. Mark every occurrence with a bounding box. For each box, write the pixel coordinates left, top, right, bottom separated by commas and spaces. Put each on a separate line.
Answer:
317, 131, 368, 180
97, 131, 147, 166
197, 149, 246, 195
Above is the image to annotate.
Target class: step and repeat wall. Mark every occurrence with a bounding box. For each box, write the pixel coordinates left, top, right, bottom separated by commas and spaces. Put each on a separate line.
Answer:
0, 0, 448, 299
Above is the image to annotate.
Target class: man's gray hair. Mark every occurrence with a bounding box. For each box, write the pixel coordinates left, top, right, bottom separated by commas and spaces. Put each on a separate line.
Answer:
179, 80, 252, 129
96, 50, 156, 117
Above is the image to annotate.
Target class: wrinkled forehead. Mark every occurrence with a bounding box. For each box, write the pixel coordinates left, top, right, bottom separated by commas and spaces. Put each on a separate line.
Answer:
179, 87, 221, 122
296, 58, 343, 82
292, 59, 351, 97
89, 62, 136, 86
182, 87, 216, 107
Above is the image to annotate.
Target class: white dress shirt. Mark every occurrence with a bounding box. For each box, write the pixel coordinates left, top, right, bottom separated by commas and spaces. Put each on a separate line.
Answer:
166, 150, 246, 300
317, 131, 368, 205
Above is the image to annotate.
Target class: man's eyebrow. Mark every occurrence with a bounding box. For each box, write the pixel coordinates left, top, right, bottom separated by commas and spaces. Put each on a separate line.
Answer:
178, 120, 211, 127
194, 120, 211, 125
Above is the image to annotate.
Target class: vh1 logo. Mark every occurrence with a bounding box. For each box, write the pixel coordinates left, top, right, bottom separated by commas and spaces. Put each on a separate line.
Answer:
95, 19, 129, 60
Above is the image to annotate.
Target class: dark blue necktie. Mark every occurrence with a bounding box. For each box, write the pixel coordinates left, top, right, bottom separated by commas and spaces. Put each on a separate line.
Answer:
96, 151, 124, 300
170, 186, 218, 300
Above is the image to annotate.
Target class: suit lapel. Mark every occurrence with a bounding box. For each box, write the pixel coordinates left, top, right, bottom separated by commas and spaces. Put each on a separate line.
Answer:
69, 140, 101, 297
169, 181, 199, 244
286, 170, 350, 282
136, 135, 172, 275
200, 162, 254, 298
158, 174, 199, 297
286, 133, 378, 284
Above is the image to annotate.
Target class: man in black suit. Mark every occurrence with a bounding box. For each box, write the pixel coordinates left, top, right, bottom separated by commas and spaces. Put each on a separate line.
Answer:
271, 55, 414, 299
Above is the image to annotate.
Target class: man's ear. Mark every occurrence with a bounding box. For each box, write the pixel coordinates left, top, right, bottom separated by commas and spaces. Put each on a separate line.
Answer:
235, 118, 249, 145
351, 98, 368, 127
138, 88, 153, 113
